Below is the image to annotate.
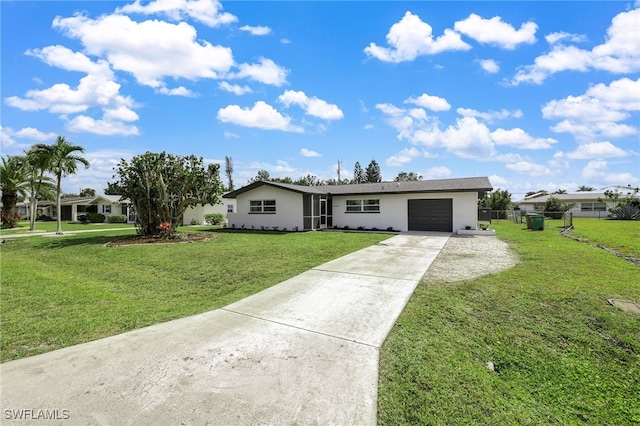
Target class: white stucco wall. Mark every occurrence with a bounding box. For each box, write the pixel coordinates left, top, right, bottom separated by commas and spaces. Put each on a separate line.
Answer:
331, 192, 479, 232
227, 186, 304, 230
182, 201, 235, 225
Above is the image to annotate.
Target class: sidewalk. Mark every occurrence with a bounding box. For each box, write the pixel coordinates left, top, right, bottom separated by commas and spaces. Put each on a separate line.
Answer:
0, 233, 449, 425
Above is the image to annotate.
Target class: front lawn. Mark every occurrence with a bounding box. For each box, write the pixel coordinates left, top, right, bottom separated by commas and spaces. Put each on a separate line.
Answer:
0, 229, 389, 362
378, 220, 640, 425
0, 221, 135, 235
568, 217, 640, 258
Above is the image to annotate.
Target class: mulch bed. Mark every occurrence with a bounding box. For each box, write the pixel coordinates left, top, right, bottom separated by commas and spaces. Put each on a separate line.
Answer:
105, 232, 214, 247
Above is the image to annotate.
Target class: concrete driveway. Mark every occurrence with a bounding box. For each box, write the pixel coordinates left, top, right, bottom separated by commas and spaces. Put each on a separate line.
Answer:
0, 233, 449, 425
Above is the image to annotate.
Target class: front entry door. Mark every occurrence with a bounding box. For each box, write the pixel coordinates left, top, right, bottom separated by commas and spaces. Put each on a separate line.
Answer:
320, 199, 327, 228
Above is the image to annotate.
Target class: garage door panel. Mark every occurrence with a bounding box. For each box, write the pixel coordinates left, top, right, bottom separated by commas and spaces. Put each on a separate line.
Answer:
408, 199, 452, 232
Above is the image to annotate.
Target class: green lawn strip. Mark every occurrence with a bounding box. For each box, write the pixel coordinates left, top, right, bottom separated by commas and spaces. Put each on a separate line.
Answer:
378, 221, 640, 425
1, 230, 389, 362
568, 218, 640, 258
0, 221, 135, 235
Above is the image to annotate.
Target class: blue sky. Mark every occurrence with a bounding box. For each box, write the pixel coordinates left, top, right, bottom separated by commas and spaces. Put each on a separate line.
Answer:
2, 0, 639, 199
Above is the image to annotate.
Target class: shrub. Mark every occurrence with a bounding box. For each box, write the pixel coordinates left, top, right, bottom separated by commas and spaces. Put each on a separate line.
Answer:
357, 226, 365, 230
190, 218, 199, 225
343, 225, 350, 230
108, 214, 127, 224
37, 215, 54, 222
87, 213, 106, 223
610, 204, 640, 220
387, 227, 394, 231
204, 213, 224, 225
77, 214, 89, 223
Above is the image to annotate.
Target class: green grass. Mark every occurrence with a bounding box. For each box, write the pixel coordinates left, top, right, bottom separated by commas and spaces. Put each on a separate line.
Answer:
378, 220, 640, 425
0, 229, 389, 362
568, 217, 640, 258
0, 221, 135, 235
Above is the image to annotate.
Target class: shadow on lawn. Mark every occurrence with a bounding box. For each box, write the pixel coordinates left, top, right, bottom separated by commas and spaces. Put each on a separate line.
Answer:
37, 234, 134, 249
196, 228, 293, 236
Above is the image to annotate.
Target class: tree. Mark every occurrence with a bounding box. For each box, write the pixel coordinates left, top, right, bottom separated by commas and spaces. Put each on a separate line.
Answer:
293, 174, 321, 186
537, 196, 575, 219
552, 189, 567, 194
225, 156, 234, 191
365, 160, 382, 183
525, 190, 548, 198
479, 189, 512, 218
80, 188, 96, 197
33, 136, 89, 234
325, 178, 349, 185
115, 151, 223, 236
24, 146, 55, 231
247, 169, 271, 184
352, 162, 365, 184
104, 181, 122, 195
0, 156, 28, 228
577, 185, 594, 192
394, 171, 422, 182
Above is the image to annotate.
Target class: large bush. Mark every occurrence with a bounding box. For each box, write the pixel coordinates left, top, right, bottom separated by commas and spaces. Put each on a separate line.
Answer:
108, 214, 127, 223
87, 213, 105, 223
204, 213, 225, 225
113, 152, 223, 237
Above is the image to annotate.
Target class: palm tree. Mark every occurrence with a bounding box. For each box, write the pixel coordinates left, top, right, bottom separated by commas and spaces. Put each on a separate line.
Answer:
24, 146, 56, 231
0, 156, 28, 229
37, 136, 90, 234
577, 185, 595, 192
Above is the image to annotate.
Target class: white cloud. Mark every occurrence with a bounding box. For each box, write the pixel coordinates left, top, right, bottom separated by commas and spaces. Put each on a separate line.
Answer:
582, 160, 638, 184
0, 126, 17, 149
223, 131, 240, 139
156, 86, 196, 97
478, 59, 500, 73
441, 117, 496, 159
66, 115, 139, 136
364, 11, 471, 63
457, 107, 523, 123
404, 93, 451, 111
545, 32, 587, 45
566, 141, 631, 159
218, 81, 252, 95
542, 77, 640, 140
280, 38, 291, 44
454, 13, 537, 49
53, 14, 234, 88
13, 127, 57, 141
511, 7, 640, 84
217, 101, 303, 132
63, 149, 136, 194
491, 128, 557, 149
506, 161, 552, 177
278, 90, 343, 120
386, 147, 421, 166
423, 166, 451, 179
26, 45, 110, 76
231, 58, 288, 86
239, 25, 271, 36
488, 174, 508, 186
300, 148, 322, 157
116, 0, 237, 27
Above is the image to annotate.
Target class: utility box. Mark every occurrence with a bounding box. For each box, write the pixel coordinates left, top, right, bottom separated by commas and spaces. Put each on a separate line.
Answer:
478, 208, 492, 222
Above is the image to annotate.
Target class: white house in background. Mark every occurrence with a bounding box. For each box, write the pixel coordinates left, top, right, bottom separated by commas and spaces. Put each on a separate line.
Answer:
516, 191, 639, 218
37, 195, 135, 223
223, 177, 493, 233
182, 198, 237, 225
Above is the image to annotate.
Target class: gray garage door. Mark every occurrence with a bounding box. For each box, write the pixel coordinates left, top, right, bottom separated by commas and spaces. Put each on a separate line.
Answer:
408, 199, 453, 232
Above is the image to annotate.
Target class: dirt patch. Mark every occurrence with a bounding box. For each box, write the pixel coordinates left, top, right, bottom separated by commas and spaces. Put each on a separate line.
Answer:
423, 235, 518, 283
105, 232, 214, 247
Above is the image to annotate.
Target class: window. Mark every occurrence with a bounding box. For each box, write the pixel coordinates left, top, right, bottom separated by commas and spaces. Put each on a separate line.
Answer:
227, 204, 234, 213
102, 205, 112, 214
346, 199, 380, 213
249, 200, 276, 214
581, 202, 606, 211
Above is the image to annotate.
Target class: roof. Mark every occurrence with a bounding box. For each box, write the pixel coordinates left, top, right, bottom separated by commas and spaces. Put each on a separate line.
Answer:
37, 195, 130, 206
517, 192, 613, 203
224, 177, 493, 198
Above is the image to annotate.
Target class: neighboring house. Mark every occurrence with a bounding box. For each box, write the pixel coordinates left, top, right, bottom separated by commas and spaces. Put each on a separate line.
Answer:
182, 197, 237, 225
223, 177, 493, 233
38, 195, 135, 223
516, 191, 639, 218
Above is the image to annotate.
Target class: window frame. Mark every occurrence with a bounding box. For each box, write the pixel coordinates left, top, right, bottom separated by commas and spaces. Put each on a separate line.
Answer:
249, 199, 276, 214
345, 199, 380, 213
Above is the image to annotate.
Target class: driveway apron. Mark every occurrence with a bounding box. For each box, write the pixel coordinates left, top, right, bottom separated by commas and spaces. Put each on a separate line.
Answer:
1, 233, 449, 425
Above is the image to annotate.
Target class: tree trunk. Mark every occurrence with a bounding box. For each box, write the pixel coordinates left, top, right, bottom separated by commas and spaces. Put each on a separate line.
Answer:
29, 191, 40, 231
1, 190, 18, 228
56, 173, 62, 235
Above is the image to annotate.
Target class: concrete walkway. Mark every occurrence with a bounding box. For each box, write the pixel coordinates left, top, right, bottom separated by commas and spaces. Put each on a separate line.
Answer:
0, 233, 450, 425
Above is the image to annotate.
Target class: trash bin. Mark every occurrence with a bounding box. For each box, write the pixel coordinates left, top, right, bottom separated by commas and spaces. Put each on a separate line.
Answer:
531, 215, 544, 231
525, 213, 537, 229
